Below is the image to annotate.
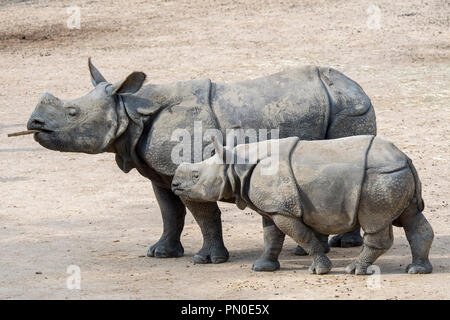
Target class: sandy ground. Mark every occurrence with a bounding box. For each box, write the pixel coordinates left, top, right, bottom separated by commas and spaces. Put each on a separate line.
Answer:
0, 0, 449, 300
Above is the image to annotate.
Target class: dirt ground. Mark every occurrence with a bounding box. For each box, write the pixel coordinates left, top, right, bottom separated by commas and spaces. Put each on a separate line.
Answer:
0, 0, 449, 300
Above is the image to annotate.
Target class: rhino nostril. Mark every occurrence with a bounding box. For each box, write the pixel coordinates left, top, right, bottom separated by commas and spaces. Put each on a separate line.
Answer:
172, 181, 180, 187
28, 117, 46, 130
32, 118, 45, 126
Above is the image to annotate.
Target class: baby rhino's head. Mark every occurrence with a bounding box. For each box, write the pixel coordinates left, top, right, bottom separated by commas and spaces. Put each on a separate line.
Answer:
172, 138, 230, 202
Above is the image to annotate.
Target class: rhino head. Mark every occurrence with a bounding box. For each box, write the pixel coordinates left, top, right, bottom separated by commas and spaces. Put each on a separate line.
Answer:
27, 58, 146, 154
172, 138, 234, 202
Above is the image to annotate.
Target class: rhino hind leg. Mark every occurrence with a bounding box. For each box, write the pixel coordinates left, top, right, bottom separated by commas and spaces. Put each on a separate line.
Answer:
328, 227, 363, 248
252, 217, 285, 272
272, 214, 332, 275
345, 225, 393, 275
396, 204, 434, 274
147, 183, 186, 258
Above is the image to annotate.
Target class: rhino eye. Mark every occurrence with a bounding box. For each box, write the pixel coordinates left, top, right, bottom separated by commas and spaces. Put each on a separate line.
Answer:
67, 107, 78, 117
192, 171, 199, 183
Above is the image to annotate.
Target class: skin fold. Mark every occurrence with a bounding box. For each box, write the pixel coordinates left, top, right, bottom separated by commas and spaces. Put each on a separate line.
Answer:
172, 136, 433, 274
27, 59, 376, 266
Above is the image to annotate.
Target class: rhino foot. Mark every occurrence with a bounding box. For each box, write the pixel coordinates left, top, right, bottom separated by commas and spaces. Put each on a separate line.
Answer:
308, 255, 332, 275
193, 246, 229, 264
252, 258, 280, 272
406, 260, 432, 274
329, 232, 363, 248
344, 261, 373, 275
147, 240, 184, 258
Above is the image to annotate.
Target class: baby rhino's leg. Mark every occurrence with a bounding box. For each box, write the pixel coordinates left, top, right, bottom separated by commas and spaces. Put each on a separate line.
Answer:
346, 225, 393, 275
272, 214, 332, 274
252, 217, 285, 272
397, 204, 433, 274
294, 232, 330, 256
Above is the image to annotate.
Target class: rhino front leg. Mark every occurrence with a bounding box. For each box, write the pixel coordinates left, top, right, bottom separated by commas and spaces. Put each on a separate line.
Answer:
252, 217, 285, 272
183, 200, 229, 264
295, 232, 330, 256
147, 183, 186, 258
272, 214, 332, 274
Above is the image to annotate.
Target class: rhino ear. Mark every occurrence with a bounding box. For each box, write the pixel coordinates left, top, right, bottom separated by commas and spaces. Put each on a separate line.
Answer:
212, 137, 234, 164
88, 57, 107, 87
111, 72, 146, 96
212, 137, 224, 162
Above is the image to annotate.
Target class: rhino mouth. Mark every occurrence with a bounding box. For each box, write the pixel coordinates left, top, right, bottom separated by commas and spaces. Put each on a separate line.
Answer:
172, 185, 191, 197
27, 121, 54, 135
32, 128, 55, 140
34, 128, 54, 134
172, 187, 185, 195
29, 127, 56, 144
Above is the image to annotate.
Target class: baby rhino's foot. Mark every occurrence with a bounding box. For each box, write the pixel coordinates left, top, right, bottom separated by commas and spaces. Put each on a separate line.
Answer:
406, 259, 433, 274
345, 261, 374, 275
309, 254, 332, 275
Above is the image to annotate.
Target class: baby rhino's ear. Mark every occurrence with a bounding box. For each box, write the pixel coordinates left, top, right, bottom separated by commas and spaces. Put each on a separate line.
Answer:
211, 136, 234, 163
211, 137, 224, 162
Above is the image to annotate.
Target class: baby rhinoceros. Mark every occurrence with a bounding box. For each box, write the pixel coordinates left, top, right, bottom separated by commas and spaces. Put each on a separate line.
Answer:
172, 135, 434, 275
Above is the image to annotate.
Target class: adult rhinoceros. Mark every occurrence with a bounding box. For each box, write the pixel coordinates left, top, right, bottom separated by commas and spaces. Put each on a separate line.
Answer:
26, 59, 376, 270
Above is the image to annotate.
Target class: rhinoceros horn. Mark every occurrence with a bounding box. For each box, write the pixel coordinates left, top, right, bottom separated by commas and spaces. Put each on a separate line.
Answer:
88, 57, 146, 96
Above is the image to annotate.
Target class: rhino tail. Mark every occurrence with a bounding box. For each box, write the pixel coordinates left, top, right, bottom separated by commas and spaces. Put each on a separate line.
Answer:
407, 157, 424, 212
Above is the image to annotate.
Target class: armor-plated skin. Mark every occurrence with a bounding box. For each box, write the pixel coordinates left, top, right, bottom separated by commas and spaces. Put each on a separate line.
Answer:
172, 136, 434, 274
27, 60, 376, 267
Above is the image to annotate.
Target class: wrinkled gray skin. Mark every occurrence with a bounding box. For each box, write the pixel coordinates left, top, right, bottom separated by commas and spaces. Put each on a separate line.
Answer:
27, 59, 376, 268
172, 137, 434, 274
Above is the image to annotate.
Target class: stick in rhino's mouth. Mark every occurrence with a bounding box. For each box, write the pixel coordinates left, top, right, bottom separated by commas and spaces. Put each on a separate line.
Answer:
7, 129, 53, 137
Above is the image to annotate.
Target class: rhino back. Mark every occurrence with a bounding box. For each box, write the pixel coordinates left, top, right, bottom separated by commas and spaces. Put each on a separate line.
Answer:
136, 67, 374, 182
365, 136, 408, 172
211, 66, 330, 140
290, 135, 374, 235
